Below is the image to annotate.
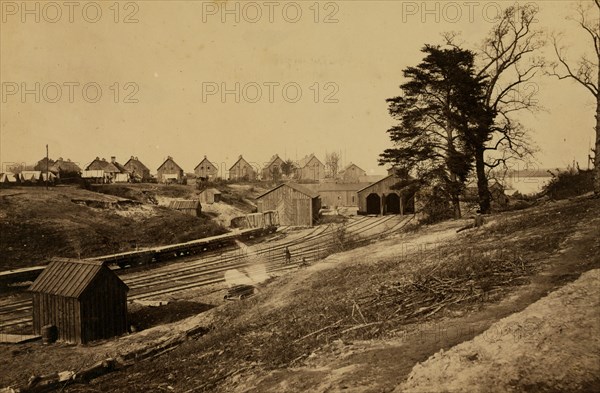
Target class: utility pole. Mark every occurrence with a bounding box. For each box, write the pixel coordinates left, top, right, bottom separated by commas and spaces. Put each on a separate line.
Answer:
46, 144, 49, 190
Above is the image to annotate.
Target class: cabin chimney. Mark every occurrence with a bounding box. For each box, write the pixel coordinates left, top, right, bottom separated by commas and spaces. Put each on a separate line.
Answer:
111, 156, 116, 163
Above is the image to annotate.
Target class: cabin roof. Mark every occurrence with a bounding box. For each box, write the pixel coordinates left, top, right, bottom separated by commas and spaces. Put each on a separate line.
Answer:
29, 258, 128, 299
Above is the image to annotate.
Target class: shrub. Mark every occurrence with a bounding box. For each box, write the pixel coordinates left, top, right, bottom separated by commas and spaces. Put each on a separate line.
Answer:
542, 168, 594, 200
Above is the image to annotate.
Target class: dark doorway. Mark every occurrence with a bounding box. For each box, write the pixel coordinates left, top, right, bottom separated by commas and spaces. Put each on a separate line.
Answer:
366, 193, 381, 215
385, 193, 400, 214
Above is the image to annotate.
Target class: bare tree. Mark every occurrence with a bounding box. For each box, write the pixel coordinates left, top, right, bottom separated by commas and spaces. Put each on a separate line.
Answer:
550, 0, 599, 194
445, 4, 544, 212
325, 151, 341, 179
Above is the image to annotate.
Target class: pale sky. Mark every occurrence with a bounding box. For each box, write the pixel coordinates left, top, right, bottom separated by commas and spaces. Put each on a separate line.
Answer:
0, 1, 597, 176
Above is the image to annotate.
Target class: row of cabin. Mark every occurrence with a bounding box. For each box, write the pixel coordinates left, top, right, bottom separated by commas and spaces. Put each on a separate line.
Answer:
84, 156, 152, 183
15, 154, 370, 184
160, 154, 331, 183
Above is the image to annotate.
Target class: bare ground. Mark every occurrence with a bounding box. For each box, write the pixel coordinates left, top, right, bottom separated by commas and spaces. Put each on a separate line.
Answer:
1, 196, 598, 392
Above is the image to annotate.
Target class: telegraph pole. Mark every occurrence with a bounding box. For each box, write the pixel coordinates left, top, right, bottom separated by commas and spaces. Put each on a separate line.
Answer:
46, 144, 49, 190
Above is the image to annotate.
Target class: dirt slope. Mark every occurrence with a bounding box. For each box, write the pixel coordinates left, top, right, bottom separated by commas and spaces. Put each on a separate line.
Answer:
0, 187, 226, 270
400, 268, 600, 393
1, 197, 598, 392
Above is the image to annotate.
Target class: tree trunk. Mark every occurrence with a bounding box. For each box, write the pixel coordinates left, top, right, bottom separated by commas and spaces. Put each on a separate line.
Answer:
475, 147, 491, 213
452, 194, 462, 219
595, 80, 600, 195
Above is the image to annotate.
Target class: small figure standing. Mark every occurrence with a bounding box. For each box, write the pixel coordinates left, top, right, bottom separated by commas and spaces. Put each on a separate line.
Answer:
284, 246, 292, 264
474, 210, 485, 228
457, 210, 485, 233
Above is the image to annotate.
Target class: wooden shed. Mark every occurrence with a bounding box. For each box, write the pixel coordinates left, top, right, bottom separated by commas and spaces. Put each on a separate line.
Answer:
168, 199, 202, 216
29, 258, 128, 344
199, 188, 222, 204
306, 182, 371, 208
256, 183, 321, 226
357, 175, 416, 216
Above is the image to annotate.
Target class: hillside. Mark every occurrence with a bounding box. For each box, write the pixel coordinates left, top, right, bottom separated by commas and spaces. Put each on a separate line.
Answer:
0, 187, 227, 270
1, 195, 597, 391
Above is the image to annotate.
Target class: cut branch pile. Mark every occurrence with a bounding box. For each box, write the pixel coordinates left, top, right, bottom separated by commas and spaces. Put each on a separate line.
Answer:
358, 248, 533, 324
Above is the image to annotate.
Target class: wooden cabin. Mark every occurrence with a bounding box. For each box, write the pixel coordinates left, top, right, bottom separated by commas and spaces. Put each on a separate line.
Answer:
261, 154, 285, 181
338, 163, 367, 183
124, 156, 151, 181
194, 156, 219, 180
256, 183, 321, 226
157, 156, 184, 184
29, 258, 128, 344
229, 155, 256, 181
295, 154, 325, 181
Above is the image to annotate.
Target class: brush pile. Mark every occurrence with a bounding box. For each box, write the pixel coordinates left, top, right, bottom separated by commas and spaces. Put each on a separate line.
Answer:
359, 246, 534, 323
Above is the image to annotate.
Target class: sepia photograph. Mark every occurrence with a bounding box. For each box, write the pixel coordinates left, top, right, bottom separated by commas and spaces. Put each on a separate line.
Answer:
0, 0, 599, 391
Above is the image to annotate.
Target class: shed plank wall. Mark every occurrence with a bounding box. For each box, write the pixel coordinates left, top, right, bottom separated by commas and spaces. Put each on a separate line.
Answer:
257, 186, 313, 226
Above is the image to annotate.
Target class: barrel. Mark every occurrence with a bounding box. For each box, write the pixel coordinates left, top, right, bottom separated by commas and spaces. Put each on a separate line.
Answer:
41, 325, 58, 344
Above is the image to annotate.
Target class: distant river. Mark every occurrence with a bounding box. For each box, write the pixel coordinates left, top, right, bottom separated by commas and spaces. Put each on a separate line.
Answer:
503, 176, 552, 195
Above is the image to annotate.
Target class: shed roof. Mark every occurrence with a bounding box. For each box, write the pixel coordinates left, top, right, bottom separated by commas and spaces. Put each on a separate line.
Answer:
357, 175, 416, 194
256, 182, 319, 199
169, 200, 201, 210
357, 175, 395, 193
29, 258, 127, 299
200, 188, 221, 195
308, 182, 372, 192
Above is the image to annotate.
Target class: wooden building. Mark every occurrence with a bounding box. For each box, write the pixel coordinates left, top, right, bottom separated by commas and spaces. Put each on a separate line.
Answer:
34, 157, 55, 172
306, 182, 371, 208
194, 156, 219, 180
157, 156, 184, 184
357, 175, 415, 215
256, 183, 321, 226
338, 163, 367, 183
29, 258, 128, 344
48, 158, 82, 178
168, 200, 202, 216
229, 155, 256, 181
86, 157, 124, 181
199, 188, 222, 204
295, 154, 325, 181
261, 154, 285, 181
124, 156, 151, 181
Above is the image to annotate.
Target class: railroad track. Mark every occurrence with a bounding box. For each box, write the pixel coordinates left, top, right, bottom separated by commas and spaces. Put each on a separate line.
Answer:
0, 215, 412, 333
